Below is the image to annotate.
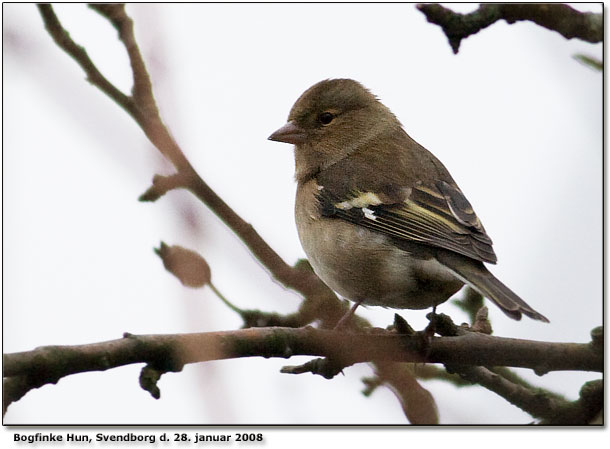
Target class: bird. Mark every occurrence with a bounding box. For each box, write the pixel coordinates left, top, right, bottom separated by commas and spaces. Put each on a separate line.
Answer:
268, 78, 548, 325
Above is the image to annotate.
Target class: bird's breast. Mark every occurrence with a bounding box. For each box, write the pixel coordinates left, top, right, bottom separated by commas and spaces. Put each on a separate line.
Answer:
295, 180, 463, 309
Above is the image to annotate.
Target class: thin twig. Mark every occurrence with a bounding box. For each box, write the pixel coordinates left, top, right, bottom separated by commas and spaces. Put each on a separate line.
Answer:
37, 5, 138, 118
208, 282, 244, 315
446, 365, 602, 424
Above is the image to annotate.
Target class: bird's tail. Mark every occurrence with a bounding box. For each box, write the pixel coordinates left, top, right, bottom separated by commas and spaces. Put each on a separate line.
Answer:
437, 251, 549, 323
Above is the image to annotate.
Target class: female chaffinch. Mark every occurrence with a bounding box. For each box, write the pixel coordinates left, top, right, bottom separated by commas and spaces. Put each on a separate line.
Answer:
269, 79, 548, 324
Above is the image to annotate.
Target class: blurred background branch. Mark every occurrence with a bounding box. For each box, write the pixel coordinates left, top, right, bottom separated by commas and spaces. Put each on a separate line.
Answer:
38, 4, 329, 301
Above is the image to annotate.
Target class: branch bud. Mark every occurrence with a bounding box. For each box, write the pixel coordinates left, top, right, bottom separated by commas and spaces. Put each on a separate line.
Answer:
154, 242, 211, 288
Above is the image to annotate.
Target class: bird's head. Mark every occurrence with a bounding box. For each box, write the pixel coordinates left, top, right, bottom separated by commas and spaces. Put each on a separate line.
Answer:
269, 79, 400, 181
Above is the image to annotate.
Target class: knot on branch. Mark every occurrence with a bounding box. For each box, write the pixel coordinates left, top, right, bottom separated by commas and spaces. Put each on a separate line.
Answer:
391, 313, 416, 336
139, 173, 190, 202
589, 326, 603, 350
471, 306, 493, 334
139, 365, 163, 399
577, 380, 603, 424
280, 357, 345, 379
425, 312, 461, 336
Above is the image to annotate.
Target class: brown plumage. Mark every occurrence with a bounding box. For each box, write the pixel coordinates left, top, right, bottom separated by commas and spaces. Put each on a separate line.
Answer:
269, 79, 548, 323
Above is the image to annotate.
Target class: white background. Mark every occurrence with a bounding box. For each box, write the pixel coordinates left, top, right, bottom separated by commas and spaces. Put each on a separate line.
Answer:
2, 1, 603, 433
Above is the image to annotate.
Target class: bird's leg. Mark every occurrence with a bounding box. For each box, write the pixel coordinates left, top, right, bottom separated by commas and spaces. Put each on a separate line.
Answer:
334, 300, 363, 330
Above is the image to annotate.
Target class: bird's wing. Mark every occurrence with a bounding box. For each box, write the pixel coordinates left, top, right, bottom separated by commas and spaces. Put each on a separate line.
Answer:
317, 180, 497, 264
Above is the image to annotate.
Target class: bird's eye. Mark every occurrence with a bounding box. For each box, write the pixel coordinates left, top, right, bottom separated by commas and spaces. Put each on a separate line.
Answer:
318, 112, 335, 125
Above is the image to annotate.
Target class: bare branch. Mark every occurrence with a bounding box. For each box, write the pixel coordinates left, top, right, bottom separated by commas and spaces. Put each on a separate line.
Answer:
138, 173, 189, 202
89, 4, 157, 116
3, 326, 601, 414
374, 361, 439, 425
573, 53, 603, 71
489, 366, 568, 403
37, 4, 332, 301
417, 4, 602, 54
37, 5, 138, 118
3, 376, 34, 417
446, 366, 602, 424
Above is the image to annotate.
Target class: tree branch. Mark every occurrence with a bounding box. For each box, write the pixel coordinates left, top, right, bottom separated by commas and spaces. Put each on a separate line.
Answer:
373, 361, 439, 425
3, 325, 602, 413
446, 366, 603, 424
37, 4, 138, 118
417, 3, 602, 54
37, 4, 330, 301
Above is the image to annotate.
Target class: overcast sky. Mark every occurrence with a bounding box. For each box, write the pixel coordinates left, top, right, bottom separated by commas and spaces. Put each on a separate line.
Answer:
2, 2, 603, 434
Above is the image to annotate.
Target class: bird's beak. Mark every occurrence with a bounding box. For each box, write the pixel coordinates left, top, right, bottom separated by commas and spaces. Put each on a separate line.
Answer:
268, 121, 307, 145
